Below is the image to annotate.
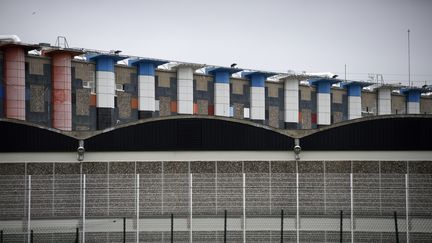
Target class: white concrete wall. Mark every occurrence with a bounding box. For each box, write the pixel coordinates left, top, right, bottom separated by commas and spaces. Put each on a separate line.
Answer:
214, 83, 230, 117
378, 88, 391, 115
96, 71, 115, 108
177, 67, 194, 114
138, 75, 155, 111
348, 96, 362, 120
407, 101, 420, 114
284, 79, 299, 123
250, 87, 265, 120
317, 93, 331, 125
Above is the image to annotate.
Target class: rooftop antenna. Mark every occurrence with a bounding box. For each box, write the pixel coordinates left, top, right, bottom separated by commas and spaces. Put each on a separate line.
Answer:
55, 36, 69, 48
407, 29, 411, 87
344, 64, 347, 82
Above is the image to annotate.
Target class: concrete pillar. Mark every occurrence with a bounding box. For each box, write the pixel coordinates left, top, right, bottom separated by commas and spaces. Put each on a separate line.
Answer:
283, 78, 299, 127
207, 67, 242, 117
310, 78, 339, 125
401, 88, 421, 114
2, 46, 26, 120
45, 49, 83, 130
377, 87, 391, 115
171, 64, 203, 115
88, 54, 127, 129
243, 72, 276, 121
130, 59, 169, 119
342, 81, 371, 120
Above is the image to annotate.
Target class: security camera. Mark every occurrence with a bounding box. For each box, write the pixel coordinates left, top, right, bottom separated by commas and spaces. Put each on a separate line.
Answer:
293, 145, 301, 154
77, 140, 85, 161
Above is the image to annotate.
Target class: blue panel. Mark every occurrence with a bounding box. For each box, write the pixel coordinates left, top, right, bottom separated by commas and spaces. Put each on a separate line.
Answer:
0, 85, 3, 98
138, 63, 155, 76
407, 90, 420, 102
95, 57, 115, 72
317, 82, 331, 93
214, 71, 230, 83
251, 74, 265, 87
347, 85, 361, 96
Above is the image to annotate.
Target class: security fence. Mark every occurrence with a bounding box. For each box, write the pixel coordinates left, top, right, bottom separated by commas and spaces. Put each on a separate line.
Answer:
1, 173, 431, 242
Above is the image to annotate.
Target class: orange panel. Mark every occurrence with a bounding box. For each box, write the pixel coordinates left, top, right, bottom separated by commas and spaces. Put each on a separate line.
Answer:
90, 94, 97, 106
170, 101, 177, 113
131, 98, 138, 109
193, 103, 198, 114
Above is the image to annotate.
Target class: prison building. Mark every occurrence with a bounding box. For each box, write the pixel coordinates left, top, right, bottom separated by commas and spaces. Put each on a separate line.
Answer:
1, 41, 432, 243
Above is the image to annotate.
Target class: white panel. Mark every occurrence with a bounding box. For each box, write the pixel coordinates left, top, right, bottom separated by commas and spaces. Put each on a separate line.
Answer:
96, 71, 115, 108
407, 102, 420, 114
348, 96, 362, 120
155, 100, 160, 111
250, 87, 265, 120
214, 83, 230, 117
244, 108, 250, 118
177, 67, 194, 114
317, 93, 331, 125
284, 79, 299, 123
138, 75, 155, 111
378, 88, 391, 115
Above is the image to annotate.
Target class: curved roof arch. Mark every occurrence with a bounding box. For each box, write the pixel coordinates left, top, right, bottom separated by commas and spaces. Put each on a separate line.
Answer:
299, 115, 432, 150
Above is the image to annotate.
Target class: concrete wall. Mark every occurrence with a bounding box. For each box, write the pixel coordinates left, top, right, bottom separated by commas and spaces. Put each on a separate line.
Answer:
420, 96, 432, 114
361, 90, 377, 116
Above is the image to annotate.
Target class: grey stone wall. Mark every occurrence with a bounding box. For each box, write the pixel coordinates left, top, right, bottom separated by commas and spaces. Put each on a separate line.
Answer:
25, 56, 52, 127
391, 94, 406, 114
115, 65, 138, 124
420, 96, 432, 114
361, 90, 377, 116
72, 60, 97, 130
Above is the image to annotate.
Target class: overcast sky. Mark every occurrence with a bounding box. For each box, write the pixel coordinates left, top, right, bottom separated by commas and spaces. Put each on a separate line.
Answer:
1, 0, 431, 85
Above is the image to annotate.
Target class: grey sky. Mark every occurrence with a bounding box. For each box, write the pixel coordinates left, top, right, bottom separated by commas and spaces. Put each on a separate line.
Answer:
1, 0, 431, 85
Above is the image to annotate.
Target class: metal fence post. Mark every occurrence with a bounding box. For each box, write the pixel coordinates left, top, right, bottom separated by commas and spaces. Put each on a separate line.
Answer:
224, 210, 227, 243
405, 174, 409, 243
340, 210, 343, 243
123, 217, 126, 243
242, 173, 246, 243
27, 175, 31, 243
1, 230, 3, 243
82, 174, 86, 243
281, 209, 284, 243
75, 227, 79, 243
30, 230, 33, 243
350, 173, 354, 243
394, 211, 399, 243
171, 214, 174, 243
296, 173, 299, 243
189, 173, 193, 243
136, 174, 140, 243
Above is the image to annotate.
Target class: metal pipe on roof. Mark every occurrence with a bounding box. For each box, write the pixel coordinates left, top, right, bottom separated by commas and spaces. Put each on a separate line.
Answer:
0, 35, 21, 43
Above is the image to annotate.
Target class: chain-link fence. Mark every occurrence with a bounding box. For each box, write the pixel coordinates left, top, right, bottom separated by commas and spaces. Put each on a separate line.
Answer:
1, 172, 431, 242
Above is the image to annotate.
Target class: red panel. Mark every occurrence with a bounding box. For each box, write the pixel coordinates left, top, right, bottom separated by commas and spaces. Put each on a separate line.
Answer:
298, 111, 302, 123
311, 113, 317, 124
4, 46, 26, 120
51, 53, 72, 130
208, 105, 214, 116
